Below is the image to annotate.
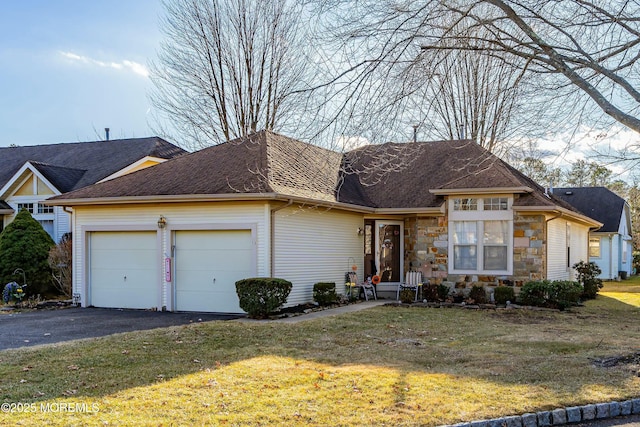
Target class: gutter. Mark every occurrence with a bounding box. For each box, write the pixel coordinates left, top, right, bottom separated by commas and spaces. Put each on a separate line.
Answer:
270, 199, 293, 277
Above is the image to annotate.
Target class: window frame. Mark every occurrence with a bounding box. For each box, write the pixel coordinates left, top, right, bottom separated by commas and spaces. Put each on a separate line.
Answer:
448, 196, 513, 275
588, 237, 601, 258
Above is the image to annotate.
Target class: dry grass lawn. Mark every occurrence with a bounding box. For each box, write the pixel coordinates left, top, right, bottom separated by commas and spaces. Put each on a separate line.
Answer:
0, 280, 639, 426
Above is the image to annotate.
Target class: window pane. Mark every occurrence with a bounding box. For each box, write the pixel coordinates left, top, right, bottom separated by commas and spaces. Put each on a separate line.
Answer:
453, 221, 477, 244
589, 237, 601, 257
483, 197, 508, 211
38, 203, 54, 214
454, 245, 477, 269
484, 221, 508, 244
454, 198, 477, 211
484, 246, 508, 270
38, 220, 54, 240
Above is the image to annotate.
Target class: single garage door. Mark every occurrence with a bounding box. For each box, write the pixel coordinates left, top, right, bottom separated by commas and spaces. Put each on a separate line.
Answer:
174, 229, 254, 313
89, 231, 159, 309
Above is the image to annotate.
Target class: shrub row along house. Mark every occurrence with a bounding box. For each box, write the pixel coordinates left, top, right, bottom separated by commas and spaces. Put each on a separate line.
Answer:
45, 131, 603, 313
0, 138, 187, 242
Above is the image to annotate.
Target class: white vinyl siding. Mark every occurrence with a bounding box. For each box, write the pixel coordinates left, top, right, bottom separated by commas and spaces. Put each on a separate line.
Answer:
547, 219, 568, 280
547, 218, 590, 281
273, 205, 363, 307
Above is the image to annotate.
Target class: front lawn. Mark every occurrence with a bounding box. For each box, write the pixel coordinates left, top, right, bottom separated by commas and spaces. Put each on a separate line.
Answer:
1, 284, 639, 426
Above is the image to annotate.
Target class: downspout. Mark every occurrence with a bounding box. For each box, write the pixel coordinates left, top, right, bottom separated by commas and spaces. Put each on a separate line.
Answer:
270, 199, 293, 277
609, 234, 614, 280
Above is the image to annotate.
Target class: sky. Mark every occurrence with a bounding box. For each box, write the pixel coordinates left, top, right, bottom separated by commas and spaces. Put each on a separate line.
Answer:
0, 0, 163, 147
0, 0, 638, 183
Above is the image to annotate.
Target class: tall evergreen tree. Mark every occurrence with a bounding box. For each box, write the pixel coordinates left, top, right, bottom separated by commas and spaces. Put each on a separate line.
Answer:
0, 209, 55, 296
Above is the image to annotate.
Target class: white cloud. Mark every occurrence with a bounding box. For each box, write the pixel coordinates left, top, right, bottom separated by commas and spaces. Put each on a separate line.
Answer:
59, 51, 149, 77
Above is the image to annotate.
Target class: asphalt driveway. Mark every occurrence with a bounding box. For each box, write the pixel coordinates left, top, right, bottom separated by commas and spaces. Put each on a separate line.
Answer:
0, 307, 241, 351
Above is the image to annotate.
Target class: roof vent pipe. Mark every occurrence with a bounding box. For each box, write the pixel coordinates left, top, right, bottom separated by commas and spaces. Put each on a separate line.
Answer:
105, 128, 110, 141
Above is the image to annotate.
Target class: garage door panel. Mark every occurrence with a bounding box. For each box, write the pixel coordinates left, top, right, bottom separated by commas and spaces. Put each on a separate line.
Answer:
90, 231, 158, 309
175, 230, 253, 313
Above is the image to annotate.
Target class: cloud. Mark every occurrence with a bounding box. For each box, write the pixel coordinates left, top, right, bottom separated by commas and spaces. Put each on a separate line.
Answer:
59, 51, 149, 78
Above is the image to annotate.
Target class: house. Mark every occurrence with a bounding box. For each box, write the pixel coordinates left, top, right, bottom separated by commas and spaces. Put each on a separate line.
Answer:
553, 187, 633, 280
0, 137, 187, 242
47, 131, 601, 313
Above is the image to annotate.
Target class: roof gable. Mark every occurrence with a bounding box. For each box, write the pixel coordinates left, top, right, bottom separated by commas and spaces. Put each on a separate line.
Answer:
553, 187, 626, 232
0, 137, 187, 193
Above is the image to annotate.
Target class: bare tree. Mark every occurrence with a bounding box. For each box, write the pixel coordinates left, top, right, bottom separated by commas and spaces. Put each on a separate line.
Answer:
317, 1, 640, 147
150, 0, 314, 150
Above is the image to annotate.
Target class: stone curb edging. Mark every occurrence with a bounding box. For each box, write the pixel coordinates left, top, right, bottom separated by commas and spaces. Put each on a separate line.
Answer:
440, 398, 639, 427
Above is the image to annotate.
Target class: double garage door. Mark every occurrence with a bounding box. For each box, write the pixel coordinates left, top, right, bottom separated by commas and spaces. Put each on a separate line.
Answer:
89, 229, 253, 313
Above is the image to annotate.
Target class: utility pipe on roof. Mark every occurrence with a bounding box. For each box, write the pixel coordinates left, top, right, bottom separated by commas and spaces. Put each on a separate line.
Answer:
270, 199, 293, 277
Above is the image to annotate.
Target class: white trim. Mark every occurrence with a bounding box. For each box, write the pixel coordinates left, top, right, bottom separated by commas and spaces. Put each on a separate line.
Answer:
97, 156, 169, 183
0, 161, 62, 198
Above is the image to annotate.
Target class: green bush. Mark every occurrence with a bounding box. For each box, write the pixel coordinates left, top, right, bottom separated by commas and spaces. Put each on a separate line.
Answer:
422, 283, 439, 301
313, 282, 338, 306
518, 280, 549, 307
494, 286, 515, 305
519, 279, 582, 310
547, 280, 582, 310
468, 285, 487, 304
437, 284, 450, 301
0, 209, 55, 296
235, 277, 292, 318
573, 261, 603, 300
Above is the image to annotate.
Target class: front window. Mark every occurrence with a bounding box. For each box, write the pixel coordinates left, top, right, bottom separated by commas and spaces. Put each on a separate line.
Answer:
454, 198, 477, 211
453, 221, 477, 269
449, 196, 512, 274
17, 203, 34, 213
589, 237, 601, 258
38, 203, 54, 214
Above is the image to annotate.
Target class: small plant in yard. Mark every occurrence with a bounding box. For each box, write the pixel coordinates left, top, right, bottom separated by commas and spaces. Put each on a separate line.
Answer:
313, 282, 338, 306
2, 281, 26, 304
494, 286, 515, 305
398, 287, 415, 303
468, 285, 487, 304
235, 277, 292, 318
573, 260, 603, 300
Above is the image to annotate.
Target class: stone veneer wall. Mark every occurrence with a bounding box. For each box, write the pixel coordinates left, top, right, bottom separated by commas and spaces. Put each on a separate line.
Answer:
404, 213, 547, 295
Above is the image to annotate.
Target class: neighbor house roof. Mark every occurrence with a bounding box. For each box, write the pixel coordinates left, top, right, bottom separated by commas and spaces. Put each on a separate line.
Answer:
553, 187, 626, 233
0, 137, 187, 194
45, 131, 598, 224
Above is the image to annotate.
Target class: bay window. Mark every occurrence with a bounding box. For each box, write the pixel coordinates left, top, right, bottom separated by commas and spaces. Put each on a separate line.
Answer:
449, 196, 512, 275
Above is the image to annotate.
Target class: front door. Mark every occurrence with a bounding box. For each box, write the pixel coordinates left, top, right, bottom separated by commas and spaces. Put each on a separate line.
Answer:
375, 221, 403, 283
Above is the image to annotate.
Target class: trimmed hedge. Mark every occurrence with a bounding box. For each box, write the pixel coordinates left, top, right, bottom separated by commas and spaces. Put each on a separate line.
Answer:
494, 286, 515, 305
518, 279, 582, 310
235, 277, 292, 318
313, 282, 338, 306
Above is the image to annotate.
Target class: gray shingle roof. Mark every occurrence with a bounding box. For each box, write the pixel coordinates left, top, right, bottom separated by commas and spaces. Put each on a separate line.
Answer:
0, 137, 187, 193
553, 187, 625, 232
47, 131, 588, 218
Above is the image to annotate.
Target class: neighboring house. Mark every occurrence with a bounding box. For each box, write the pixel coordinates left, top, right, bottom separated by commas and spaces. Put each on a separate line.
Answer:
47, 131, 601, 313
554, 187, 633, 280
0, 138, 187, 242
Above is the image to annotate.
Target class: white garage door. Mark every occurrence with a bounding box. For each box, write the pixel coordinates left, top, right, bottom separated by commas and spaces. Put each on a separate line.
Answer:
89, 231, 159, 309
174, 230, 254, 313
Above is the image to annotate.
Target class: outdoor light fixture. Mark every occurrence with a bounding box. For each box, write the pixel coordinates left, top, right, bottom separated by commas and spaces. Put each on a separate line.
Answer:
357, 227, 364, 236
157, 215, 167, 229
